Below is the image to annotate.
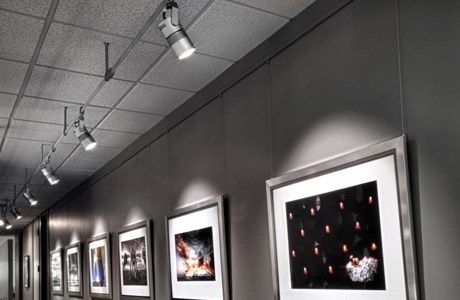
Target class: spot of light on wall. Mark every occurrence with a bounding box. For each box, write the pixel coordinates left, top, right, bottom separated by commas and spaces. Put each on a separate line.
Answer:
125, 207, 147, 226
55, 240, 62, 249
279, 111, 395, 174
177, 178, 220, 209
70, 230, 80, 244
92, 217, 107, 237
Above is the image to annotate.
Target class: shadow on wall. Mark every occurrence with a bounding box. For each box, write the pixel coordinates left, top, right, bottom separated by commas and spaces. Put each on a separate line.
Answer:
278, 111, 398, 175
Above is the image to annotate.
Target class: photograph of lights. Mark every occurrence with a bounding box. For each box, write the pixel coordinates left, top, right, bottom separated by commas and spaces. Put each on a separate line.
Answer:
286, 181, 385, 289
267, 137, 419, 299
88, 233, 112, 299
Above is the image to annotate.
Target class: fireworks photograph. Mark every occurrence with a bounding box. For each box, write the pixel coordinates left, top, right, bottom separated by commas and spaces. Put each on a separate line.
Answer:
90, 246, 106, 287
120, 236, 148, 286
175, 226, 216, 281
285, 181, 385, 290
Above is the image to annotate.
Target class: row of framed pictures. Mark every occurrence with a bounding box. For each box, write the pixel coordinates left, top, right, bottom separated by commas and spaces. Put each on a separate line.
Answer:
50, 195, 228, 299
49, 136, 419, 299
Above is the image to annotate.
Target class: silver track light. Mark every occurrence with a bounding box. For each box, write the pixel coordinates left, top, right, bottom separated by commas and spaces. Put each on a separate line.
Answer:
10, 206, 22, 220
74, 125, 97, 151
23, 187, 38, 206
41, 163, 60, 185
73, 108, 97, 151
159, 1, 195, 60
1, 216, 12, 229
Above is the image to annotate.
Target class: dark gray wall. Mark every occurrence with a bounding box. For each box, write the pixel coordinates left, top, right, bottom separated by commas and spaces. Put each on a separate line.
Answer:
21, 0, 460, 299
0, 239, 13, 300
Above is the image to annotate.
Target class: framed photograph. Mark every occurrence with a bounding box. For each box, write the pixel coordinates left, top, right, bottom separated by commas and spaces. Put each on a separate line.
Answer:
117, 219, 154, 298
24, 255, 30, 288
166, 195, 229, 300
266, 136, 418, 300
65, 242, 83, 297
50, 248, 64, 295
88, 233, 112, 299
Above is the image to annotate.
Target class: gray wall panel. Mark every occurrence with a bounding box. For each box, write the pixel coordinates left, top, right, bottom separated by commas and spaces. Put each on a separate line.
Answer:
168, 99, 226, 209
399, 0, 460, 299
222, 65, 273, 300
270, 0, 402, 175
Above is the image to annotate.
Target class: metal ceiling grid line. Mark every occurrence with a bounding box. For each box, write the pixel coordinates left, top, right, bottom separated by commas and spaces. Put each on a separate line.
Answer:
0, 7, 46, 21
225, 0, 292, 19
0, 0, 61, 154
0, 56, 30, 65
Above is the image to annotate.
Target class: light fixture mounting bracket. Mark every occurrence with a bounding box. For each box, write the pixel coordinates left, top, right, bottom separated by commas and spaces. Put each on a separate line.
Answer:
104, 42, 115, 82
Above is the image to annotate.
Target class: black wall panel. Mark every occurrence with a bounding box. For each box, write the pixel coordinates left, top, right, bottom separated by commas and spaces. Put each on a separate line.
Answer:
399, 0, 460, 299
21, 0, 460, 298
270, 0, 403, 175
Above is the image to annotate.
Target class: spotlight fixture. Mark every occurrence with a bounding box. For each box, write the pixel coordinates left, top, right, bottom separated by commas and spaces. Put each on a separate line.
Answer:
23, 187, 38, 206
3, 218, 12, 230
74, 124, 97, 150
0, 218, 3, 226
10, 206, 22, 220
159, 0, 196, 60
73, 108, 97, 151
41, 163, 60, 185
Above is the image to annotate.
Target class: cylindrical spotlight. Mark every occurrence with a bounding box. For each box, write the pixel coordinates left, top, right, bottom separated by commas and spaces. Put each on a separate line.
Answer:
74, 125, 97, 151
4, 218, 12, 230
10, 206, 22, 220
159, 16, 195, 60
41, 164, 60, 185
0, 218, 4, 226
23, 187, 38, 206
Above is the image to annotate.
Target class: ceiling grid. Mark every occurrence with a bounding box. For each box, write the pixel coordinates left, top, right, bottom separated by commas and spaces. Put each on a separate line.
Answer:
0, 0, 316, 229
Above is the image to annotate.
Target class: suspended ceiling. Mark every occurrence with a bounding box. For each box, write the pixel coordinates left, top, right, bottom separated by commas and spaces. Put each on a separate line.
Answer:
0, 0, 316, 231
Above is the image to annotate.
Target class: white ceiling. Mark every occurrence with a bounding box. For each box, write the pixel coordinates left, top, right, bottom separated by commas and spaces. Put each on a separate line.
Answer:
0, 0, 316, 230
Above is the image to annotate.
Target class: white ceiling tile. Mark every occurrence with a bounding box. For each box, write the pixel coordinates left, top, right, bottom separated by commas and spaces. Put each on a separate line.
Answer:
141, 0, 211, 44
231, 0, 316, 18
90, 79, 133, 107
16, 97, 109, 127
0, 0, 53, 18
0, 138, 76, 169
0, 10, 44, 62
0, 93, 16, 118
0, 59, 28, 94
62, 145, 121, 171
8, 119, 78, 144
118, 83, 193, 115
114, 41, 166, 81
143, 50, 233, 91
91, 129, 140, 149
54, 0, 163, 38
38, 22, 131, 76
188, 0, 287, 61
99, 109, 163, 134
25, 66, 102, 103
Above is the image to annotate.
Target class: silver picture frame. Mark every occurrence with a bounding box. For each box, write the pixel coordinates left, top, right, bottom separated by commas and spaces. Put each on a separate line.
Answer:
65, 241, 83, 298
116, 219, 154, 299
87, 232, 112, 299
266, 136, 418, 299
165, 194, 230, 300
50, 247, 64, 296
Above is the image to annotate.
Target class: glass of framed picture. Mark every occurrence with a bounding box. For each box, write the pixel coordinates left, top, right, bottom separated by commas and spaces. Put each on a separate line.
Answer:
266, 136, 418, 300
88, 233, 112, 299
50, 248, 64, 295
24, 255, 30, 288
166, 195, 229, 300
65, 242, 83, 297
117, 219, 154, 298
